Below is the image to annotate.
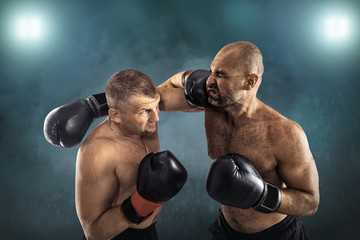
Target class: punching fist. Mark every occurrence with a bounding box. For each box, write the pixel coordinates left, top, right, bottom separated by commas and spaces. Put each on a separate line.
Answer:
43, 93, 108, 147
121, 151, 188, 224
43, 69, 210, 147
206, 154, 282, 213
182, 69, 211, 108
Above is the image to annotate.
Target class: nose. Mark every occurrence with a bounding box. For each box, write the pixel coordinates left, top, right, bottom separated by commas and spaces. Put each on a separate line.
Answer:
151, 109, 160, 122
206, 73, 216, 89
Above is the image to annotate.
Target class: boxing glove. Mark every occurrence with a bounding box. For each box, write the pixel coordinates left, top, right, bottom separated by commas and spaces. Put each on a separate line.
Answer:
182, 69, 211, 108
121, 151, 188, 224
206, 154, 282, 213
44, 93, 108, 147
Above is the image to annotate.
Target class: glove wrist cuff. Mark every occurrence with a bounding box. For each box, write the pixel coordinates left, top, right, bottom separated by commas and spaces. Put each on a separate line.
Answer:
131, 189, 164, 216
121, 190, 163, 224
181, 70, 194, 86
121, 196, 143, 224
87, 93, 109, 118
253, 183, 282, 213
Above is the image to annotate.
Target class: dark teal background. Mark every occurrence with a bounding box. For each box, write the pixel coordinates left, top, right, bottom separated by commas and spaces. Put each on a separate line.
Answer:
1, 0, 359, 239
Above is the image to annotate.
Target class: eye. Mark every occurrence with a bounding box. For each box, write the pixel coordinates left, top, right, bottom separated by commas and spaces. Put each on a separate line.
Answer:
139, 110, 148, 115
216, 71, 226, 78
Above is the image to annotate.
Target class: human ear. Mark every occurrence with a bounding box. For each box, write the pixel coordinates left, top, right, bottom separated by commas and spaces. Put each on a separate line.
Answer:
246, 74, 259, 89
108, 108, 122, 124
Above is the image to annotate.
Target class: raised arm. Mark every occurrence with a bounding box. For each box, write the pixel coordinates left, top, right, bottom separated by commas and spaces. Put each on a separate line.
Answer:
158, 71, 186, 88
158, 70, 210, 112
158, 71, 200, 112
275, 121, 320, 216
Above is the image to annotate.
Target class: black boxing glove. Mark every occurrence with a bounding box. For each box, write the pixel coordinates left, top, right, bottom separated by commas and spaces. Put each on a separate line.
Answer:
206, 154, 282, 213
121, 151, 188, 224
182, 69, 211, 108
43, 93, 108, 147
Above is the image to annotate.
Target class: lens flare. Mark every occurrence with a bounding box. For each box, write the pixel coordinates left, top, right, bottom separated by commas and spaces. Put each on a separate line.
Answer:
16, 16, 43, 40
324, 16, 350, 41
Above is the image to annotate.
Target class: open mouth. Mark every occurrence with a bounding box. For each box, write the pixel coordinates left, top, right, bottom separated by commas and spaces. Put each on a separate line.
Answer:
208, 89, 219, 99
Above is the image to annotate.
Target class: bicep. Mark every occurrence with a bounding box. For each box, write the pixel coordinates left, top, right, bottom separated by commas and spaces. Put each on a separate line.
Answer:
75, 148, 119, 226
276, 126, 319, 196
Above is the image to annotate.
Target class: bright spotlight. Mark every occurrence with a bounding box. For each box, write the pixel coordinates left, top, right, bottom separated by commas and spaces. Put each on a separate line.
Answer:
324, 16, 350, 41
16, 16, 44, 40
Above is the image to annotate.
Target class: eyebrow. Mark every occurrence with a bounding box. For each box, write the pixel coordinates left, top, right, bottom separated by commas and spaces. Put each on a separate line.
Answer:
215, 69, 228, 76
210, 66, 226, 74
135, 99, 160, 111
137, 106, 154, 112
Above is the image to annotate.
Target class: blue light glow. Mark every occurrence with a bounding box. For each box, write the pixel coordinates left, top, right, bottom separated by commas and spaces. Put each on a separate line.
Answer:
16, 16, 44, 40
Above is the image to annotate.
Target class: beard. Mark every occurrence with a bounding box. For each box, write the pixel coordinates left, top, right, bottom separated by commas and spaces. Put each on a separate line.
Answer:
208, 87, 241, 108
142, 122, 158, 136
121, 119, 157, 137
208, 95, 237, 108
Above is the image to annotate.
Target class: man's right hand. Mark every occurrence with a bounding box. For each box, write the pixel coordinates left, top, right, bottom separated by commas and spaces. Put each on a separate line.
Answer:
121, 151, 188, 224
43, 69, 211, 148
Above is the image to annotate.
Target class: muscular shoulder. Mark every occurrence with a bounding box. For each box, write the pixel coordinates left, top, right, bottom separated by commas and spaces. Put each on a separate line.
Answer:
76, 137, 119, 177
78, 121, 129, 162
266, 110, 311, 164
76, 122, 134, 175
79, 136, 117, 161
260, 103, 303, 138
269, 115, 306, 148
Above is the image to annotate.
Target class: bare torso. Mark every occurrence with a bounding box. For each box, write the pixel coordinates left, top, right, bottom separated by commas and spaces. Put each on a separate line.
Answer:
205, 101, 287, 233
77, 119, 161, 230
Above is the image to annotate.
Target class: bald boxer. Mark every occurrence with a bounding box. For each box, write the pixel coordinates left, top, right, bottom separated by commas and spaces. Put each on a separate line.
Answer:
160, 41, 319, 239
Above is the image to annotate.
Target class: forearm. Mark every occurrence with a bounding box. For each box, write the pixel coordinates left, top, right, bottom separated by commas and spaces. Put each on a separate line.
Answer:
157, 71, 189, 111
84, 205, 131, 240
277, 188, 319, 216
157, 71, 185, 88
158, 87, 201, 112
157, 71, 206, 112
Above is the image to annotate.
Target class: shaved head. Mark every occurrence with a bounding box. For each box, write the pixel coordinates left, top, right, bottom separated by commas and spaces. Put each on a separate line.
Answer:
220, 41, 264, 79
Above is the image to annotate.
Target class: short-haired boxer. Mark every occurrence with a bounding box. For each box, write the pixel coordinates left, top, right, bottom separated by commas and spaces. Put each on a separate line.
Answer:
44, 69, 189, 240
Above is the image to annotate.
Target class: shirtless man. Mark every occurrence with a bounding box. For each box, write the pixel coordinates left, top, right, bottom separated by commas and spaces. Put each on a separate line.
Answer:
160, 41, 320, 239
44, 69, 188, 240
44, 41, 319, 239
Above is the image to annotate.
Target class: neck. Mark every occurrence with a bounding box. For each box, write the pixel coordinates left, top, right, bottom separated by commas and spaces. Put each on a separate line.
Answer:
108, 118, 142, 141
223, 96, 259, 120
